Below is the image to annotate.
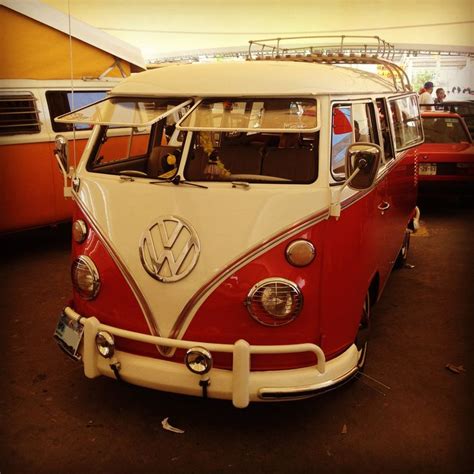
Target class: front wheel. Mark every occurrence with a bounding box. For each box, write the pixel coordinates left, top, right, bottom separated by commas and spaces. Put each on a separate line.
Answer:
355, 291, 370, 369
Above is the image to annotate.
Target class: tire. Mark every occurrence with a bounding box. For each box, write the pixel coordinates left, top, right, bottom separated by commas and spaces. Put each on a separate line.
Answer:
355, 291, 370, 369
394, 229, 411, 269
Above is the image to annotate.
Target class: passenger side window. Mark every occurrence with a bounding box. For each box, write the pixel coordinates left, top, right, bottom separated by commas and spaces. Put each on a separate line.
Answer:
352, 103, 376, 143
388, 95, 423, 150
376, 99, 394, 162
331, 103, 377, 179
331, 106, 352, 178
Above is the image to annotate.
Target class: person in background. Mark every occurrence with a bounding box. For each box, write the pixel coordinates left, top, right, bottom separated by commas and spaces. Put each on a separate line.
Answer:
419, 81, 434, 105
434, 88, 446, 110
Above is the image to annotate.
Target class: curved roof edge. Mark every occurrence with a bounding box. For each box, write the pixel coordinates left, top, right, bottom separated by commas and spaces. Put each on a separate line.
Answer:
110, 61, 399, 97
1, 0, 146, 70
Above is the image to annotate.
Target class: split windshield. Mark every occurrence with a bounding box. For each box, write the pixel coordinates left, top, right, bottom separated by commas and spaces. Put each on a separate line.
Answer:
85, 97, 319, 184
178, 98, 317, 131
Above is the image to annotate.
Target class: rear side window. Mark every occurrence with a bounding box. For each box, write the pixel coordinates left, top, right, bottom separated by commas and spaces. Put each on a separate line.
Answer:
0, 93, 41, 136
46, 90, 107, 132
389, 95, 423, 150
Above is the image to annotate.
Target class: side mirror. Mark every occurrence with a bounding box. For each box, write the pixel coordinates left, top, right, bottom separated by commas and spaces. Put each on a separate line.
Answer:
54, 134, 69, 171
345, 143, 382, 190
330, 142, 382, 218
53, 134, 72, 198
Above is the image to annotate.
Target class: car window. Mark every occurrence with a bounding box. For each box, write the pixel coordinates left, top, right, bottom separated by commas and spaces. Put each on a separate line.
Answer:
389, 95, 423, 150
46, 90, 108, 132
331, 102, 377, 179
87, 100, 190, 178
422, 117, 471, 143
184, 130, 318, 184
376, 98, 395, 161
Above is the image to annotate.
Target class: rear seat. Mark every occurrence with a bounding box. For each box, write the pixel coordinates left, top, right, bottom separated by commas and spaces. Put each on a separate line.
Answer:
185, 144, 263, 179
218, 145, 263, 175
262, 147, 315, 182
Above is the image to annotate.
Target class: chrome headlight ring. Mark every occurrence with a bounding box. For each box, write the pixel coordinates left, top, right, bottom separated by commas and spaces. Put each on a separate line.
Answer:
245, 278, 303, 327
71, 255, 101, 300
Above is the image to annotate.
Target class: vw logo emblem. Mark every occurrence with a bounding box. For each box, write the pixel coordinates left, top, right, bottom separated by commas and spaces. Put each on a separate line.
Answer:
139, 216, 200, 283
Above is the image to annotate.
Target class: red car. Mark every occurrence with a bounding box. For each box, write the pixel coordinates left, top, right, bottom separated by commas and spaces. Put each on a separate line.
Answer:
417, 112, 474, 187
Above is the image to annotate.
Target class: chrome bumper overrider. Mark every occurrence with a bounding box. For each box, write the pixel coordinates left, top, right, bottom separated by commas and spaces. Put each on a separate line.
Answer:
62, 306, 360, 408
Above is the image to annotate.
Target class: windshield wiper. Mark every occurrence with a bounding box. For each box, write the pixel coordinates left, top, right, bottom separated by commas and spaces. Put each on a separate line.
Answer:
149, 174, 208, 189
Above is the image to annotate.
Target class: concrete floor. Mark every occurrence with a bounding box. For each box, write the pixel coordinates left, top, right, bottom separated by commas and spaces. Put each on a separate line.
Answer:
0, 195, 472, 473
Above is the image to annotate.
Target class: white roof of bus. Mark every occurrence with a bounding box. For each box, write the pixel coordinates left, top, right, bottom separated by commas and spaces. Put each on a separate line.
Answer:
109, 61, 398, 97
0, 78, 122, 89
1, 0, 146, 70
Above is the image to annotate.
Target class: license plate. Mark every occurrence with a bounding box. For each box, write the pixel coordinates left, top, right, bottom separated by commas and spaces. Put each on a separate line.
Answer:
54, 312, 84, 360
419, 163, 437, 175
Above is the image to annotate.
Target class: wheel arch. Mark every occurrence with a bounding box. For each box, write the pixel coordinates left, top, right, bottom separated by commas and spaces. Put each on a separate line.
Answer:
368, 271, 380, 308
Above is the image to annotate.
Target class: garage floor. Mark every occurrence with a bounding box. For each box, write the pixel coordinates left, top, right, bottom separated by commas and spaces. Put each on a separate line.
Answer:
0, 195, 472, 473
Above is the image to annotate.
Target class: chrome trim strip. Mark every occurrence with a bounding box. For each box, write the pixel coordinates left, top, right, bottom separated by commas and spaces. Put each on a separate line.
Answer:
73, 193, 163, 345
168, 207, 330, 340
258, 366, 359, 400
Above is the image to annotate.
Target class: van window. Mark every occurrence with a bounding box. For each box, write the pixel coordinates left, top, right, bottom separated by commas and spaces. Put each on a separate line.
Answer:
422, 116, 471, 143
389, 95, 423, 150
331, 103, 377, 179
46, 90, 107, 132
184, 131, 318, 183
0, 92, 41, 136
331, 106, 352, 177
87, 100, 190, 178
178, 98, 318, 132
376, 99, 395, 161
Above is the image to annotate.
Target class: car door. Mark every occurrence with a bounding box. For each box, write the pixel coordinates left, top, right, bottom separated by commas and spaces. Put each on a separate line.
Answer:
383, 95, 422, 269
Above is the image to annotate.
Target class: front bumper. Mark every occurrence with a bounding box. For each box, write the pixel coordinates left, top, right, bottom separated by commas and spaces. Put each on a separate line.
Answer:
61, 306, 360, 408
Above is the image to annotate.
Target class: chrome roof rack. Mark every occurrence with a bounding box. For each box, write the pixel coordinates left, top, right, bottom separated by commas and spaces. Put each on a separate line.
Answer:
248, 35, 412, 92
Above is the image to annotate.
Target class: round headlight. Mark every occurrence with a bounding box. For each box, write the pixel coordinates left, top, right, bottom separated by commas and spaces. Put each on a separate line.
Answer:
72, 219, 88, 243
245, 278, 303, 326
71, 255, 100, 300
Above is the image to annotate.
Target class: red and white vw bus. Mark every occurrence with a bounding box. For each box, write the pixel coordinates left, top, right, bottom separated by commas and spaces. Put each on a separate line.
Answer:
54, 38, 423, 407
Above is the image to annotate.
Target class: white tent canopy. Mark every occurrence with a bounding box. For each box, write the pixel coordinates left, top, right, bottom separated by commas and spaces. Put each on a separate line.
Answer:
40, 0, 473, 60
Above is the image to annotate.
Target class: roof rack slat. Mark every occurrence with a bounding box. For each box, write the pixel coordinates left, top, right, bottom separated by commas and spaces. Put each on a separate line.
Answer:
248, 35, 412, 92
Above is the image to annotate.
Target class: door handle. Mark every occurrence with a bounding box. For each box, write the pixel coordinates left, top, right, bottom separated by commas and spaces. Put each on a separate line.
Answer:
378, 201, 390, 212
